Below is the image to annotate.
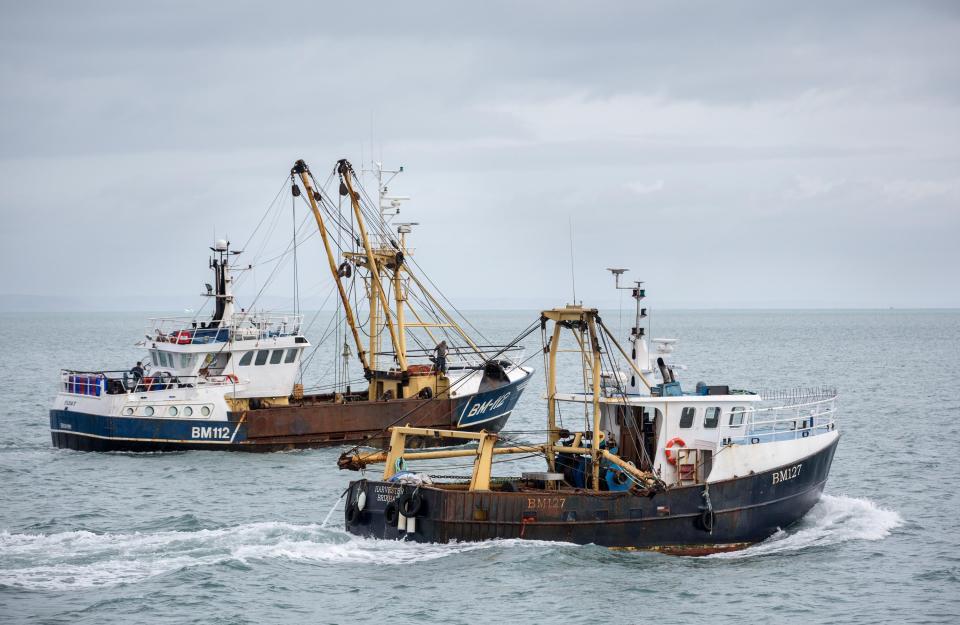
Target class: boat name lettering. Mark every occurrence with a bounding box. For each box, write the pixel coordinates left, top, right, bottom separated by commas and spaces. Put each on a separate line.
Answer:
527, 497, 566, 510
59, 422, 73, 430
772, 463, 802, 485
374, 484, 401, 502
466, 392, 511, 418
190, 426, 231, 440
64, 400, 76, 407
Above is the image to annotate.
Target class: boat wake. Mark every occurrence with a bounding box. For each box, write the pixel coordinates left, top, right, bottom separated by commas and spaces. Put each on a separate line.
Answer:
0, 522, 535, 591
709, 494, 903, 559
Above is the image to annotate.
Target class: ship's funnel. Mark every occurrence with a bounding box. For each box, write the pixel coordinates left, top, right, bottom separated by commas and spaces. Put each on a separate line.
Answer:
657, 357, 674, 383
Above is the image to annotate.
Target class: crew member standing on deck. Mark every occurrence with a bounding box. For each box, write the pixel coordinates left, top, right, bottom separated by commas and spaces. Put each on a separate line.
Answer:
433, 340, 448, 374
130, 361, 145, 386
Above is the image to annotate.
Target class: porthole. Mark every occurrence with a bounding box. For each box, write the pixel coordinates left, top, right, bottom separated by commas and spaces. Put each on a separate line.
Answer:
168, 406, 179, 417
201, 406, 211, 416
122, 407, 134, 416
144, 406, 155, 416
183, 406, 193, 417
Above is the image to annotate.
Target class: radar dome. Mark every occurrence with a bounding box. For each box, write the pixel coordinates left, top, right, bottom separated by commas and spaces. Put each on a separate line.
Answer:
214, 239, 229, 251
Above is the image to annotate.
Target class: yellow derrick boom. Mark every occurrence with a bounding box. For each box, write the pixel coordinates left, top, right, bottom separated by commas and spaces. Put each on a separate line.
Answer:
336, 306, 659, 493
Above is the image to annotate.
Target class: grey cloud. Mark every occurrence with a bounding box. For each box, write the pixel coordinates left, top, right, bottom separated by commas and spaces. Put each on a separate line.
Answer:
0, 1, 957, 308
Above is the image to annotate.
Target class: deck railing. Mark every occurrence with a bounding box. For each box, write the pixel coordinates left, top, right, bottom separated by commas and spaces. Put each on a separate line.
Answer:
146, 313, 303, 346
59, 369, 238, 396
720, 389, 838, 445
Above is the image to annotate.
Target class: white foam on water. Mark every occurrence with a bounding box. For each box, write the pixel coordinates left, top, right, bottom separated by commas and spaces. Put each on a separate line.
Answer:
0, 522, 543, 591
709, 494, 903, 559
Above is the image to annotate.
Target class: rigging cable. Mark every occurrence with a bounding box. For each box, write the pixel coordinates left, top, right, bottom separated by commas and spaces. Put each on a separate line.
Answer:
339, 317, 542, 459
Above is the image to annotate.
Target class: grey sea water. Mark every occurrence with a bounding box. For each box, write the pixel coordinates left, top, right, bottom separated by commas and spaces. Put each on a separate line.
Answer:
1, 309, 958, 624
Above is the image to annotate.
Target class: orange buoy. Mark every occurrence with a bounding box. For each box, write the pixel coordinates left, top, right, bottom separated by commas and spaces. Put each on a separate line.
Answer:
665, 437, 686, 465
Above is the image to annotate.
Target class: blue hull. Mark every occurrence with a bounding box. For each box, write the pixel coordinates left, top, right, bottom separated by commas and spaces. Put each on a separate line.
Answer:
452, 376, 529, 432
49, 372, 531, 452
50, 409, 247, 452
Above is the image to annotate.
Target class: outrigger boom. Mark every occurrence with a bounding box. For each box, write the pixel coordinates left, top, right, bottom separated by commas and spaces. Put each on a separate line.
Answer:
337, 424, 660, 492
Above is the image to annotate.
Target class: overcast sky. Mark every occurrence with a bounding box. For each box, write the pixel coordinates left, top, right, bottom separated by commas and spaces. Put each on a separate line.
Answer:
1, 1, 958, 310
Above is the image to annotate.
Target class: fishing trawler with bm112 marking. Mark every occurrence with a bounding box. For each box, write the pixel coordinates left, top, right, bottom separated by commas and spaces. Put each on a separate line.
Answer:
49, 158, 532, 451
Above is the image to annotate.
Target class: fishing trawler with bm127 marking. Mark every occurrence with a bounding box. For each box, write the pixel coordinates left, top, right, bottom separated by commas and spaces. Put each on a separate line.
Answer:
49, 158, 532, 451
338, 273, 839, 554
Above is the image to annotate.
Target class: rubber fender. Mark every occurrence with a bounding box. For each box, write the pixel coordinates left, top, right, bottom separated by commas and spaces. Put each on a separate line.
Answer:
384, 501, 400, 525
346, 502, 362, 524
697, 507, 716, 532
399, 490, 424, 517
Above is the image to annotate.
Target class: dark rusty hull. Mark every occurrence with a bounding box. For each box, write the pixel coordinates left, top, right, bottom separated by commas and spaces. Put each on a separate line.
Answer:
344, 437, 839, 554
241, 396, 460, 449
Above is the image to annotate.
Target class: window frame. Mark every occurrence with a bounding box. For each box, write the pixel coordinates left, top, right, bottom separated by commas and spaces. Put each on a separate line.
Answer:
679, 407, 696, 428
238, 351, 254, 366
270, 349, 284, 365
284, 348, 298, 364
255, 350, 269, 366
704, 406, 721, 428
729, 406, 747, 427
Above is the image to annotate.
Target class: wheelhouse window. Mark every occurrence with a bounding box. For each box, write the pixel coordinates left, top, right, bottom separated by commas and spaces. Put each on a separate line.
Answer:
730, 406, 747, 427
679, 407, 696, 428
238, 351, 254, 366
150, 350, 159, 366
255, 350, 269, 366
270, 349, 284, 365
180, 353, 194, 368
704, 407, 721, 428
284, 348, 298, 364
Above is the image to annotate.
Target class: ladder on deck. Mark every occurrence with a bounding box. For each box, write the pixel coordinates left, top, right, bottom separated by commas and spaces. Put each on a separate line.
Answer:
676, 448, 701, 485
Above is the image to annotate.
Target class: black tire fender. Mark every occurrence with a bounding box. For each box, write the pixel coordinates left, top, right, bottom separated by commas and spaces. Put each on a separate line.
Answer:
346, 502, 362, 524
384, 500, 400, 525
399, 490, 424, 517
699, 508, 716, 532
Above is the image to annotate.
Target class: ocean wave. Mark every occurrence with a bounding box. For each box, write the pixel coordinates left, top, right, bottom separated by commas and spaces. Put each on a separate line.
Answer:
0, 522, 536, 591
709, 494, 903, 559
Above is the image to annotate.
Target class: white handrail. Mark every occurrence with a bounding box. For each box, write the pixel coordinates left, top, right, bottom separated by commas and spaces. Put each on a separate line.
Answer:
720, 395, 837, 444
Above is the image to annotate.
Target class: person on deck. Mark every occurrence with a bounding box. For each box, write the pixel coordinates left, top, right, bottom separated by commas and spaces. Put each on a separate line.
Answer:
433, 340, 448, 374
130, 361, 145, 387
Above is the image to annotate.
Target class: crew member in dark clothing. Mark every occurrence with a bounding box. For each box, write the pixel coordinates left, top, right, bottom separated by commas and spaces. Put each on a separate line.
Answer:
130, 361, 145, 386
433, 340, 448, 374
